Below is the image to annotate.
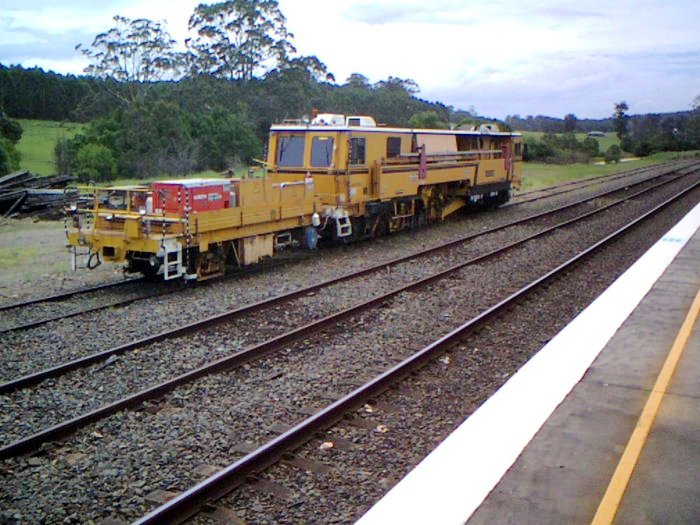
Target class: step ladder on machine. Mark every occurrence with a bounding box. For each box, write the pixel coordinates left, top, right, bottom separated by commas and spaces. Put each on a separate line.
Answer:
336, 215, 352, 237
161, 241, 184, 280
70, 246, 91, 271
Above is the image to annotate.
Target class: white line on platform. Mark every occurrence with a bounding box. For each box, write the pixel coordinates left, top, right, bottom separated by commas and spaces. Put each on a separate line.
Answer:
356, 202, 700, 525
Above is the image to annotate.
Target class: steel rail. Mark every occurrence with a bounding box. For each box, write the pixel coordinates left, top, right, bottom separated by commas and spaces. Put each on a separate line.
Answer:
134, 176, 700, 525
0, 168, 693, 396
0, 284, 186, 334
1, 176, 696, 461
0, 277, 144, 312
0, 251, 304, 334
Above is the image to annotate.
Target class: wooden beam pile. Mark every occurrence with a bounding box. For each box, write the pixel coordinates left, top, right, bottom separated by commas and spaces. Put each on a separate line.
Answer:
0, 170, 78, 218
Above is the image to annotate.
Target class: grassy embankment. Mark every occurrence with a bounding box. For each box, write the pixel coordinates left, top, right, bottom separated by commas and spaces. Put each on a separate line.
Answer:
521, 151, 699, 191
16, 119, 84, 175
518, 130, 699, 190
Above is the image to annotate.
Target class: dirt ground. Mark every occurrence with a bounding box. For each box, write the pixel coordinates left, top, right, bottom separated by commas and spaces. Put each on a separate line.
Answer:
0, 217, 123, 302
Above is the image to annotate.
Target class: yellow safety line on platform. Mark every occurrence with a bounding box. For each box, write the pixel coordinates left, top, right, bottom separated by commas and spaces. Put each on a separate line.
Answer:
591, 286, 700, 525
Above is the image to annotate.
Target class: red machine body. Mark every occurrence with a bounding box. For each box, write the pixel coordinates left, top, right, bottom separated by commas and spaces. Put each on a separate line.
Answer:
152, 179, 231, 216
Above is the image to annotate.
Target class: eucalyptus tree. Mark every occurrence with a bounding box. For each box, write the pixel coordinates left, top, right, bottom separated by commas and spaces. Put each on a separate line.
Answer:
76, 15, 182, 104
187, 0, 295, 80
613, 101, 630, 140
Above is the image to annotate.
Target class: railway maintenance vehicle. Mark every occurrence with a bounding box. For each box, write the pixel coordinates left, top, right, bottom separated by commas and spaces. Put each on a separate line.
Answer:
66, 114, 522, 281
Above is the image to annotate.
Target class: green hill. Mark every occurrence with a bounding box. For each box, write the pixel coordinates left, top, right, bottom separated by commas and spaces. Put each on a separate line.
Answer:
16, 119, 84, 176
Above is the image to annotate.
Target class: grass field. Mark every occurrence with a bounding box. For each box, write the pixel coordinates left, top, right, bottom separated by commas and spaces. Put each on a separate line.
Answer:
520, 150, 700, 191
16, 119, 84, 176
519, 130, 620, 153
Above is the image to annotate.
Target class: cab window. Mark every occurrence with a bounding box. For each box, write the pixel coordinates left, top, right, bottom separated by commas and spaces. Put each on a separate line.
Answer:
277, 135, 305, 167
350, 137, 366, 165
387, 137, 401, 157
98, 190, 128, 210
311, 136, 334, 167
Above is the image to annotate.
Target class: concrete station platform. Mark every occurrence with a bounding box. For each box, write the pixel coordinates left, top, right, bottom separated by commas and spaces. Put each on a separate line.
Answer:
357, 202, 700, 525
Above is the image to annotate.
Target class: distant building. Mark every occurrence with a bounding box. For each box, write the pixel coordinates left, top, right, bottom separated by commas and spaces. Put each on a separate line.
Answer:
587, 131, 605, 137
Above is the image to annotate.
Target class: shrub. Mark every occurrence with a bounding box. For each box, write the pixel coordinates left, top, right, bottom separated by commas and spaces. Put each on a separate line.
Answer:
75, 143, 117, 182
605, 144, 622, 163
580, 137, 599, 157
524, 133, 597, 164
0, 141, 9, 176
409, 110, 447, 129
0, 137, 21, 175
0, 112, 23, 143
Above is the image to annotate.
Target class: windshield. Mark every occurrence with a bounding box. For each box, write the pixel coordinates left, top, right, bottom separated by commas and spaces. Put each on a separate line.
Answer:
97, 190, 128, 210
311, 136, 334, 167
277, 135, 305, 167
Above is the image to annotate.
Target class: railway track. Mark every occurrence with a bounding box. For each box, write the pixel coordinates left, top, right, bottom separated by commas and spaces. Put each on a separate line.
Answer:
0, 160, 695, 336
0, 279, 183, 334
510, 160, 689, 204
0, 254, 299, 335
0, 277, 143, 313
0, 165, 691, 396
1, 166, 697, 455
1, 166, 698, 522
138, 171, 700, 525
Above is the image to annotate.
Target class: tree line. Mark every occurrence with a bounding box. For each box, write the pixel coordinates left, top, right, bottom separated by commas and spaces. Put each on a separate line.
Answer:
519, 100, 700, 165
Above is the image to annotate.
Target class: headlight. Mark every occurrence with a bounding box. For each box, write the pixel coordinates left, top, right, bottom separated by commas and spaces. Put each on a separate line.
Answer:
139, 206, 147, 216
105, 213, 114, 221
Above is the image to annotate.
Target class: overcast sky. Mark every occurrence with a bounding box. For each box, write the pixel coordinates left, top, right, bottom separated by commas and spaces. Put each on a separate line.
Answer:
1, 0, 698, 119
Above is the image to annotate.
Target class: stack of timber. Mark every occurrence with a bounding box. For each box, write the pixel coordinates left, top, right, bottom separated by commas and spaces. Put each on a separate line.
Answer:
0, 170, 77, 218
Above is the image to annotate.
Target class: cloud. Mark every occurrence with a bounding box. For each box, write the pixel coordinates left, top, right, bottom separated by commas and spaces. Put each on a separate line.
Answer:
424, 46, 700, 119
3, 0, 121, 7
534, 6, 604, 19
342, 0, 474, 25
0, 17, 93, 67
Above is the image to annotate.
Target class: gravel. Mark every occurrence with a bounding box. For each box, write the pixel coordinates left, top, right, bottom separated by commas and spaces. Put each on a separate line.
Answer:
200, 173, 700, 525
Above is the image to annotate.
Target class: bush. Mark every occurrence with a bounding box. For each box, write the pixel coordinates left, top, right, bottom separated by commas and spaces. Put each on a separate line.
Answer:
75, 143, 117, 182
409, 110, 448, 129
63, 101, 263, 179
524, 133, 598, 164
633, 141, 654, 157
523, 137, 555, 161
605, 144, 622, 163
580, 137, 599, 157
0, 137, 21, 175
191, 105, 261, 170
0, 141, 9, 176
0, 112, 23, 143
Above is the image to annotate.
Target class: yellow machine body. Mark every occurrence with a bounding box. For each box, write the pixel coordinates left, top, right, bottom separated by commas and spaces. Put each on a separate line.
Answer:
66, 116, 522, 280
